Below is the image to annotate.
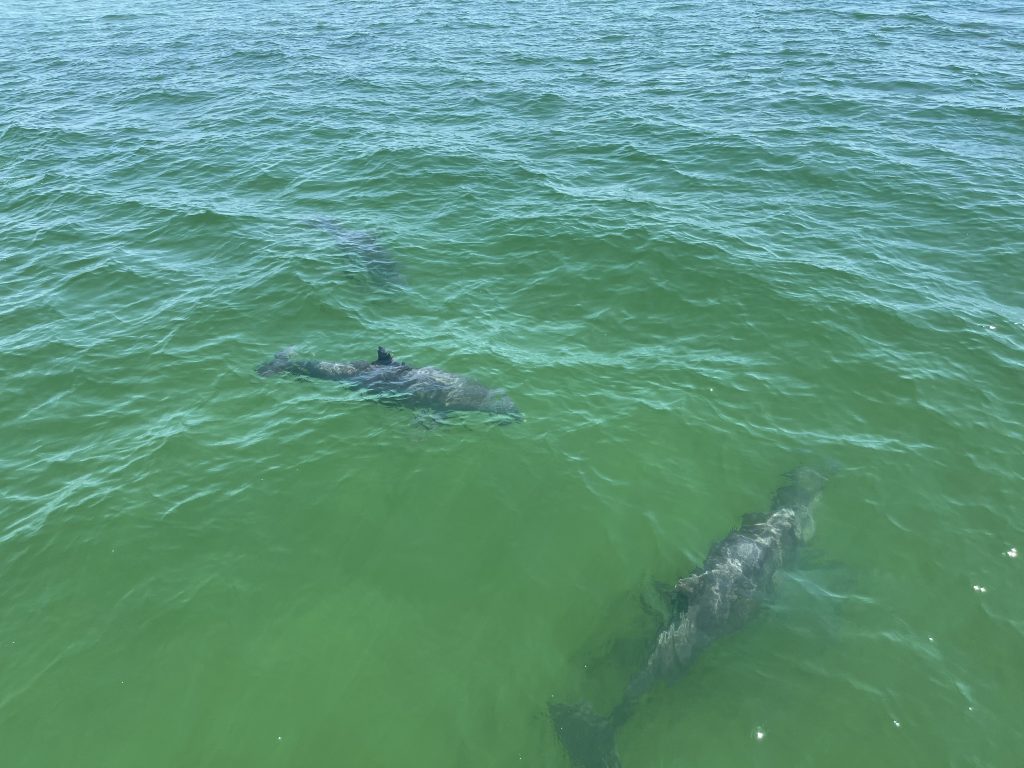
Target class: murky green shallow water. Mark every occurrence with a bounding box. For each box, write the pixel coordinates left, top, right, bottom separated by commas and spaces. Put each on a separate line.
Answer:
2, 1, 1023, 766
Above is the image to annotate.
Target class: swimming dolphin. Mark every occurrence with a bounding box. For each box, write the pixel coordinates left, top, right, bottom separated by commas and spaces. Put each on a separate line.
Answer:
311, 219, 405, 289
258, 346, 522, 421
550, 466, 832, 768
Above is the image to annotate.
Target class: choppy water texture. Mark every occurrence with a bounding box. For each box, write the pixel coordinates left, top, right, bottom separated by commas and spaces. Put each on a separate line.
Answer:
3, 1, 1023, 766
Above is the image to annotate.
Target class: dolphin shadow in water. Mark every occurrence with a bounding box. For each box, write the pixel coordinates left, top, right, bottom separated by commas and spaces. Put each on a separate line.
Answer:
309, 218, 407, 290
550, 466, 835, 768
258, 346, 523, 423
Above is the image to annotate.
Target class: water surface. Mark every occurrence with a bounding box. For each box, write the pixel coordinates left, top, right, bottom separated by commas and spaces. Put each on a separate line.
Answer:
2, 1, 1023, 766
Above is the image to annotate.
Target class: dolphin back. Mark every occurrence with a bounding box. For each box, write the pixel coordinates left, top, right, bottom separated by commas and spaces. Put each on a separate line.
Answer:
256, 346, 522, 421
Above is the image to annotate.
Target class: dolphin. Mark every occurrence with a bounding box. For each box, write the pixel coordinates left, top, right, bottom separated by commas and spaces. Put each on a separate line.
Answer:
258, 346, 522, 421
550, 466, 833, 768
311, 218, 405, 289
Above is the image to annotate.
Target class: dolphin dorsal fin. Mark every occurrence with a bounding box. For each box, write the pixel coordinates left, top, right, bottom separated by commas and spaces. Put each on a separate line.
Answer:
376, 346, 394, 365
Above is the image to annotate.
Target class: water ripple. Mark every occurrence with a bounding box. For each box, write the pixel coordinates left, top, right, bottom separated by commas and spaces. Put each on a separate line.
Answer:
2, 0, 1023, 765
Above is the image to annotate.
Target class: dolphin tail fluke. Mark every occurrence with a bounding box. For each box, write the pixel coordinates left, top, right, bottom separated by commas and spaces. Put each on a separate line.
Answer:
256, 346, 296, 377
549, 701, 622, 768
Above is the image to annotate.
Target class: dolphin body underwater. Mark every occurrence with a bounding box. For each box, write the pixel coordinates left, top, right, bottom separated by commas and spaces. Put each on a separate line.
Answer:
257, 346, 523, 421
550, 466, 832, 768
310, 219, 406, 289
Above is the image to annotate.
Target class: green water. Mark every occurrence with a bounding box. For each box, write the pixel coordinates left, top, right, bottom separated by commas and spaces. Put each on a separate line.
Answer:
3, 1, 1023, 766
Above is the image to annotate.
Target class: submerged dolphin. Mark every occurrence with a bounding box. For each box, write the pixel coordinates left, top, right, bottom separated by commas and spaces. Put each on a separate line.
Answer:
311, 218, 405, 289
258, 346, 522, 421
550, 466, 832, 768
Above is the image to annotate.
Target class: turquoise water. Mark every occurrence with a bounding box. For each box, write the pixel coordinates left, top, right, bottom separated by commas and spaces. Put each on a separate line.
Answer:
3, 1, 1023, 765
